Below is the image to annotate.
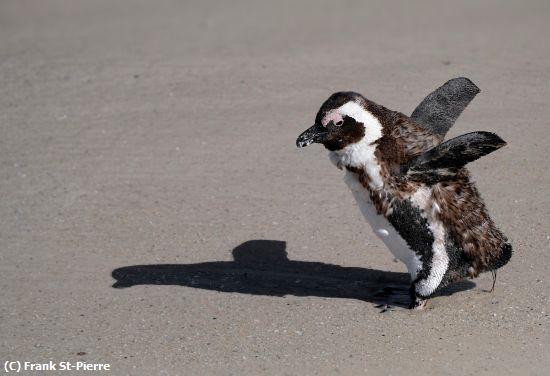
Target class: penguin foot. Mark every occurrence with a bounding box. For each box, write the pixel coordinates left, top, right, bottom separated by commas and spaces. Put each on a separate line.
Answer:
408, 284, 428, 310
408, 297, 427, 310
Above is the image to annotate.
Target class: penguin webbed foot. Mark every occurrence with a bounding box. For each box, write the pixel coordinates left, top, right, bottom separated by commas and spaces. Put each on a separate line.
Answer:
408, 285, 428, 310
408, 297, 428, 310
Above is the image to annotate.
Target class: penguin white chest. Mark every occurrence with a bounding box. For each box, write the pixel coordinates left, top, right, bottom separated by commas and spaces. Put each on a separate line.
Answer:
342, 170, 422, 279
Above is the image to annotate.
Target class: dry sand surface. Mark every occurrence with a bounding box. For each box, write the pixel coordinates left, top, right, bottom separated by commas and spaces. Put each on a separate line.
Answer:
1, 0, 549, 375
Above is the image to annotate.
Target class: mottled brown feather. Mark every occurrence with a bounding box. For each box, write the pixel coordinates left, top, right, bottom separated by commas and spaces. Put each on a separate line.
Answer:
348, 101, 508, 276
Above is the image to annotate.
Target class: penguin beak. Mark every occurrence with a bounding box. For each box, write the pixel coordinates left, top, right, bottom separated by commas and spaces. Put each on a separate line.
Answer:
296, 124, 327, 148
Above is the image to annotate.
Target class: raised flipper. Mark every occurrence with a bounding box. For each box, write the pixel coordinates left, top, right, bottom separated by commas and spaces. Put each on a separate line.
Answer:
402, 131, 506, 184
411, 77, 480, 137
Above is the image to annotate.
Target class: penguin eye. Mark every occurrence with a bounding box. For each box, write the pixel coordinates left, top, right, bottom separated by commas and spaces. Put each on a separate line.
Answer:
334, 120, 344, 126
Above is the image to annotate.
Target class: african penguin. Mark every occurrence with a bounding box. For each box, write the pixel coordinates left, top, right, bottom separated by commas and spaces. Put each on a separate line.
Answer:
296, 78, 512, 309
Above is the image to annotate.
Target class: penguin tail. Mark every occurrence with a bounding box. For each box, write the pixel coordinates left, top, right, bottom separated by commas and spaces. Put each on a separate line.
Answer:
487, 242, 513, 271
480, 242, 512, 294
403, 131, 507, 184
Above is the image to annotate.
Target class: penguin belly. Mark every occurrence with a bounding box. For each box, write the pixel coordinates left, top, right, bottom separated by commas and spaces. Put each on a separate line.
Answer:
388, 193, 450, 297
344, 171, 422, 280
344, 171, 452, 297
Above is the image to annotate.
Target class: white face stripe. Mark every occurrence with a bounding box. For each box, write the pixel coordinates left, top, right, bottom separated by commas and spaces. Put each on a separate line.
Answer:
337, 101, 383, 144
332, 100, 385, 190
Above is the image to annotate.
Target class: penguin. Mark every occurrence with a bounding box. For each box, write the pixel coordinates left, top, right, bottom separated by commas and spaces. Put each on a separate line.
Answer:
295, 78, 512, 309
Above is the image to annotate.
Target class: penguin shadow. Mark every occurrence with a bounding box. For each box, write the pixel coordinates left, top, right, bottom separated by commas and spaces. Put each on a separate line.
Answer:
112, 240, 475, 310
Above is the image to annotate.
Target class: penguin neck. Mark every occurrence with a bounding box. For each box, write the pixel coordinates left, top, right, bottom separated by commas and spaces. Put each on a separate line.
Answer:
333, 135, 385, 191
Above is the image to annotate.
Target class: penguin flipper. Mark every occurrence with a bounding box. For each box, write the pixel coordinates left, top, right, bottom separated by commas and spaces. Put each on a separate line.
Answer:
411, 77, 480, 137
403, 131, 506, 184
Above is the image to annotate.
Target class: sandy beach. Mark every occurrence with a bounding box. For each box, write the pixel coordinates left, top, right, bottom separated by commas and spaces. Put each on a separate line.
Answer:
1, 0, 549, 374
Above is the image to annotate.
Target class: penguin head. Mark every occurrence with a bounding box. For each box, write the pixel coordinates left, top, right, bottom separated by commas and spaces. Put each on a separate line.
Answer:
296, 92, 383, 151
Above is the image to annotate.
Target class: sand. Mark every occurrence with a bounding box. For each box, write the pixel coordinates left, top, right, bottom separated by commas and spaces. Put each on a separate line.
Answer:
1, 0, 549, 374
